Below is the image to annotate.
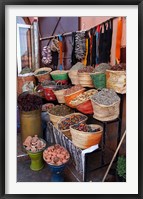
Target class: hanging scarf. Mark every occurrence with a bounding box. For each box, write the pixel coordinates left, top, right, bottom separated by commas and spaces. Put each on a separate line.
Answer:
115, 17, 123, 64
96, 25, 100, 65
58, 35, 63, 70
71, 32, 78, 65
82, 31, 89, 66
91, 27, 96, 66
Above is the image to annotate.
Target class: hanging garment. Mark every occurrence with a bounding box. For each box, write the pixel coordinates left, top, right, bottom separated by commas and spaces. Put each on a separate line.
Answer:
96, 25, 100, 64
41, 46, 52, 65
86, 31, 90, 66
82, 31, 89, 66
115, 17, 123, 64
75, 31, 86, 61
51, 51, 59, 70
91, 27, 96, 66
71, 32, 78, 65
99, 20, 113, 63
106, 19, 113, 63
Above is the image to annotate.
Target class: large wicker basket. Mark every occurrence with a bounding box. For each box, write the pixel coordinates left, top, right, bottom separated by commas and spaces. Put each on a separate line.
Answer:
106, 70, 126, 94
68, 70, 80, 85
48, 112, 65, 128
57, 113, 88, 139
91, 98, 120, 121
70, 124, 103, 149
64, 88, 85, 108
17, 74, 36, 96
53, 89, 67, 103
78, 72, 94, 88
34, 67, 52, 83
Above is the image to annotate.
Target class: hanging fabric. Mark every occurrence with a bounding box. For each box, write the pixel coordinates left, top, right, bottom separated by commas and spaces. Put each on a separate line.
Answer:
86, 31, 90, 66
41, 46, 52, 65
71, 32, 78, 65
58, 35, 63, 70
98, 24, 106, 63
96, 25, 100, 65
106, 19, 113, 63
74, 31, 86, 61
91, 27, 96, 66
115, 17, 123, 64
82, 31, 89, 66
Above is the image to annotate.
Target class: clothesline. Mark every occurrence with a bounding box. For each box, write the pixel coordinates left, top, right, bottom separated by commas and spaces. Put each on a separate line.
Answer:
39, 16, 118, 41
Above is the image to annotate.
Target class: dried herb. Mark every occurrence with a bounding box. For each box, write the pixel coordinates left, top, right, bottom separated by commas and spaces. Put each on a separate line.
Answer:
18, 92, 43, 112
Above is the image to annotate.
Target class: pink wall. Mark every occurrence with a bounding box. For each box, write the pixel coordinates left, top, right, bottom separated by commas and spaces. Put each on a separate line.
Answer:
80, 17, 126, 65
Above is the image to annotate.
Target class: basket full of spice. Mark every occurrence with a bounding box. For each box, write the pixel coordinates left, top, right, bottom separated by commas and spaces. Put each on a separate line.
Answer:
106, 63, 126, 94
64, 85, 85, 108
48, 104, 75, 128
91, 88, 120, 121
68, 62, 85, 85
57, 113, 88, 140
53, 84, 71, 104
34, 67, 52, 83
69, 89, 98, 114
78, 66, 95, 88
70, 123, 103, 149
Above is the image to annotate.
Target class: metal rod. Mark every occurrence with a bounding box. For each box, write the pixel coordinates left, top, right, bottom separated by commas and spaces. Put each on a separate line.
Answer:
39, 16, 118, 41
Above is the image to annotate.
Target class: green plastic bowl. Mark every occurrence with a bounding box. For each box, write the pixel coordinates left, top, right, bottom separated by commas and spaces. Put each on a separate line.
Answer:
50, 70, 69, 81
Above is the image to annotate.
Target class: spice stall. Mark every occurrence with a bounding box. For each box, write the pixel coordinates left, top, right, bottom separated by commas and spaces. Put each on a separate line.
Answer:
17, 16, 126, 182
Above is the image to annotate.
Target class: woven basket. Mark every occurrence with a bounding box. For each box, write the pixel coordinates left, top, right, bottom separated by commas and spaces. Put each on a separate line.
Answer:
50, 70, 69, 81
70, 124, 103, 149
90, 72, 106, 89
34, 67, 52, 83
53, 89, 67, 103
64, 88, 85, 108
57, 113, 88, 139
48, 112, 65, 128
106, 70, 126, 94
17, 74, 36, 96
78, 72, 94, 88
68, 70, 80, 85
91, 98, 120, 121
76, 100, 94, 114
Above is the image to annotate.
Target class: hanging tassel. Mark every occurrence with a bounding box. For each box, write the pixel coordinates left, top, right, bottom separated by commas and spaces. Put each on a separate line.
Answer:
58, 35, 63, 70
115, 17, 123, 64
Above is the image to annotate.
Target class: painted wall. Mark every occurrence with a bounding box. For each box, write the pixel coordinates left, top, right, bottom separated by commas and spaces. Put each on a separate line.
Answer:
80, 16, 126, 65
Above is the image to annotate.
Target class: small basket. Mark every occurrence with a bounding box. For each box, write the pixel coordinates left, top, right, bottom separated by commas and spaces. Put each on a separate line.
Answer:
70, 124, 103, 149
50, 70, 69, 81
106, 70, 126, 94
53, 89, 67, 103
78, 72, 94, 88
68, 70, 80, 85
64, 88, 85, 108
34, 67, 52, 83
48, 112, 65, 128
57, 113, 88, 139
91, 98, 120, 121
90, 72, 106, 89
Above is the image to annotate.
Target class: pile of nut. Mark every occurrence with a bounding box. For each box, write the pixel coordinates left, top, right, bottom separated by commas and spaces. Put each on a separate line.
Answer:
110, 63, 126, 71
43, 144, 70, 166
78, 66, 95, 73
73, 123, 100, 133
58, 114, 87, 131
48, 104, 74, 116
70, 89, 97, 106
23, 135, 46, 152
64, 85, 84, 95
91, 88, 120, 106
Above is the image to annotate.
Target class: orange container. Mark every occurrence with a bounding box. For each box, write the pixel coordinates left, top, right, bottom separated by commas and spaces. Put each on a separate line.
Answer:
64, 89, 85, 108
76, 100, 93, 114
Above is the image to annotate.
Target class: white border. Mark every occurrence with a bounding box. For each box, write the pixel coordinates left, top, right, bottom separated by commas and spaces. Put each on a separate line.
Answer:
5, 5, 138, 194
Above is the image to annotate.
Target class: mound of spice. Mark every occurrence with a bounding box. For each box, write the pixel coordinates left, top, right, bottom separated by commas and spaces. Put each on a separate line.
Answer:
43, 144, 70, 165
23, 135, 46, 152
78, 66, 95, 73
110, 63, 126, 71
48, 104, 74, 116
95, 63, 111, 73
69, 62, 85, 71
64, 85, 84, 95
54, 84, 71, 91
18, 92, 43, 112
72, 123, 100, 133
91, 88, 120, 106
42, 103, 54, 112
20, 67, 33, 75
58, 114, 87, 130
